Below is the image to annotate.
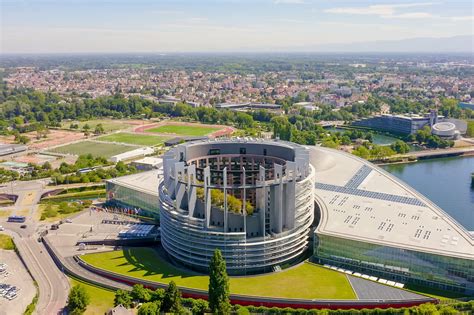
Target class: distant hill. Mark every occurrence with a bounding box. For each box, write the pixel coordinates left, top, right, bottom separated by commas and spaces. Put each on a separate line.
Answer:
307, 35, 474, 53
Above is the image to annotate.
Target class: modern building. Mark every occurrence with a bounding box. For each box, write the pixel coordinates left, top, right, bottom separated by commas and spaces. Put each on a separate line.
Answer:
310, 147, 473, 294
105, 170, 160, 218
131, 157, 163, 171
351, 112, 441, 135
108, 138, 474, 293
215, 102, 282, 111
159, 138, 315, 275
109, 147, 155, 163
0, 143, 27, 156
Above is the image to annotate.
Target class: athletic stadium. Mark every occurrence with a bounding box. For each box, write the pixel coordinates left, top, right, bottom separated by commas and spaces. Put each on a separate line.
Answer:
106, 138, 474, 294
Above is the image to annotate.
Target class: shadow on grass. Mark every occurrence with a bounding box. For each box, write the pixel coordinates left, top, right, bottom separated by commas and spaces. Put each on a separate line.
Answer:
121, 247, 197, 280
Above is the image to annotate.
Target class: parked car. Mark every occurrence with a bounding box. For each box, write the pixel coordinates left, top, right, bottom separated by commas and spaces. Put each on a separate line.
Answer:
20, 224, 27, 229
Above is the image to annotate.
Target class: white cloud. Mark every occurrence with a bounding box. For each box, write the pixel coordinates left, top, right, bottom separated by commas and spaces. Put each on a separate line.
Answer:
450, 15, 474, 21
388, 12, 435, 19
324, 2, 434, 18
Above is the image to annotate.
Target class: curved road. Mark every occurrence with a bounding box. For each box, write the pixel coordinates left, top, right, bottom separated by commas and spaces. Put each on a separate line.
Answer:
1, 179, 70, 315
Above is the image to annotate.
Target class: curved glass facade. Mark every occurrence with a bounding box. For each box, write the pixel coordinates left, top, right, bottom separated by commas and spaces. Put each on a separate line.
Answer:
106, 181, 159, 218
313, 234, 474, 293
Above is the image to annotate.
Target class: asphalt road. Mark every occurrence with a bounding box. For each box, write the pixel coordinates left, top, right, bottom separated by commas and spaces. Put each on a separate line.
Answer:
1, 179, 70, 315
4, 225, 70, 315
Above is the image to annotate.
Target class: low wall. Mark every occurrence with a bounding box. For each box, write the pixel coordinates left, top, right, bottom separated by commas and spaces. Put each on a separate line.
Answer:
74, 255, 437, 310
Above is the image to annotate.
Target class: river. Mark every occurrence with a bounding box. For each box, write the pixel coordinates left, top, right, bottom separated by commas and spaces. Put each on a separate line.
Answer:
382, 156, 474, 231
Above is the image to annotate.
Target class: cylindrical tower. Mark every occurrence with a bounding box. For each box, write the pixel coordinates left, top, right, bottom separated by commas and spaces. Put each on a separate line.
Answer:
159, 138, 315, 275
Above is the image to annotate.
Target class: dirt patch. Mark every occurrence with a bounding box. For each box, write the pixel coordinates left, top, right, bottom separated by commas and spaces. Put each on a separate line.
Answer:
29, 130, 86, 150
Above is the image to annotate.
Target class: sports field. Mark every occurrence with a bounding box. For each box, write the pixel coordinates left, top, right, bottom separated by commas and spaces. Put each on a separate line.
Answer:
62, 119, 132, 132
147, 124, 222, 136
97, 133, 169, 146
82, 248, 356, 299
49, 141, 134, 158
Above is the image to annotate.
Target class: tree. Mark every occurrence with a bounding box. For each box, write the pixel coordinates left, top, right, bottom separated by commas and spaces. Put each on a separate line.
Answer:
131, 284, 151, 302
94, 123, 105, 135
67, 285, 90, 314
161, 281, 182, 313
390, 140, 410, 154
138, 301, 160, 315
208, 249, 231, 314
114, 289, 132, 308
191, 299, 209, 314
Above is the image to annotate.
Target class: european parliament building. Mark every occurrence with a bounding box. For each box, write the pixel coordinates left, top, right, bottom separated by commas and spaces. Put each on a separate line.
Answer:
107, 138, 474, 293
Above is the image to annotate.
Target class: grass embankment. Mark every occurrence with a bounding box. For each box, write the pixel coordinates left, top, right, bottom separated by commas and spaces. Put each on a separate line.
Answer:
97, 132, 169, 146
41, 189, 106, 202
147, 124, 221, 136
38, 200, 91, 221
69, 277, 115, 315
0, 233, 15, 250
82, 248, 356, 300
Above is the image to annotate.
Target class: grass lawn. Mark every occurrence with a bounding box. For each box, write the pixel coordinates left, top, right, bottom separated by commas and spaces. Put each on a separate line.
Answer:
49, 141, 135, 158
0, 233, 15, 250
62, 120, 130, 132
97, 132, 169, 146
69, 277, 115, 315
147, 124, 221, 137
82, 248, 356, 300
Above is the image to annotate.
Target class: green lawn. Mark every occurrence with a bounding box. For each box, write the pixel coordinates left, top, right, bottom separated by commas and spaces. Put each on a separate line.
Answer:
147, 124, 221, 136
49, 141, 135, 158
82, 248, 356, 300
62, 120, 130, 132
69, 277, 115, 315
0, 233, 15, 250
97, 132, 169, 146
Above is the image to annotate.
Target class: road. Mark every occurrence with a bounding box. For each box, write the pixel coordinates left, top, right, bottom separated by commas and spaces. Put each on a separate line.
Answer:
0, 180, 70, 315
401, 145, 474, 158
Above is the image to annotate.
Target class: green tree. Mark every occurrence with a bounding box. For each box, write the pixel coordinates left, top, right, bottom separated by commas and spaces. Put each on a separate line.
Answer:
161, 281, 182, 313
67, 285, 90, 315
114, 289, 132, 308
131, 284, 151, 302
191, 299, 209, 314
208, 249, 231, 314
94, 123, 105, 135
390, 140, 410, 154
138, 301, 160, 315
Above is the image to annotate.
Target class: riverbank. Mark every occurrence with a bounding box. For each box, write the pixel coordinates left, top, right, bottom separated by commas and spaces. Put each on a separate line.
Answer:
372, 146, 474, 165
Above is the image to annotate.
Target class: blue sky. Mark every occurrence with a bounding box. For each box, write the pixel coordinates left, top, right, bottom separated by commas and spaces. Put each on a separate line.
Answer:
1, 0, 473, 53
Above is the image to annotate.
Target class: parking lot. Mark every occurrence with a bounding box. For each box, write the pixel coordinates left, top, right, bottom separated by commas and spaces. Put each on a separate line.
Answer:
0, 251, 36, 315
46, 209, 149, 257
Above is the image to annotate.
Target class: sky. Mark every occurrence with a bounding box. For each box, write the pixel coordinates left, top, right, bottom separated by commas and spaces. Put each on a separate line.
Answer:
1, 0, 473, 53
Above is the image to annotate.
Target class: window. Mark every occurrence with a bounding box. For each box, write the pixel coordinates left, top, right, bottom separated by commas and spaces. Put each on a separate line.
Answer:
263, 149, 267, 156
240, 148, 246, 155
209, 149, 220, 155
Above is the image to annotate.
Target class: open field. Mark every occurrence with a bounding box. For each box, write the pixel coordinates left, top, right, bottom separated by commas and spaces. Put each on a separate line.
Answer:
49, 141, 134, 158
62, 119, 136, 132
69, 278, 115, 315
0, 233, 15, 250
82, 248, 356, 300
97, 132, 169, 146
147, 124, 221, 136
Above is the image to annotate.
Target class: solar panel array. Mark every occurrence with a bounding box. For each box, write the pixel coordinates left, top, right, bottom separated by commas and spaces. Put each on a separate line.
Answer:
345, 165, 372, 189
315, 182, 427, 207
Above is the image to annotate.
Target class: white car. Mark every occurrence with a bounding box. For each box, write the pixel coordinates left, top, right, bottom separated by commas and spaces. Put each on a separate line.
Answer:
0, 226, 4, 231
65, 219, 72, 223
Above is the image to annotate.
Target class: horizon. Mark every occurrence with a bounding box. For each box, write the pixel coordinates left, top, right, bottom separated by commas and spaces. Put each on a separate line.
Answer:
1, 0, 473, 54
